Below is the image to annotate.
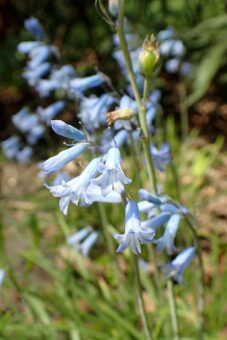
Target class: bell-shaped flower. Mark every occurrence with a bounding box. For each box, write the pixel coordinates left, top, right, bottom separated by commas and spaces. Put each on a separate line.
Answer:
23, 62, 52, 86
150, 143, 170, 172
28, 45, 58, 69
26, 124, 45, 145
85, 184, 122, 204
114, 200, 155, 255
41, 143, 88, 175
91, 147, 131, 196
155, 213, 181, 254
12, 108, 40, 134
161, 247, 196, 283
38, 101, 65, 123
0, 269, 5, 287
46, 157, 102, 214
16, 146, 33, 163
79, 93, 116, 131
24, 17, 45, 40
67, 226, 99, 257
69, 74, 106, 95
17, 41, 43, 54
1, 136, 21, 160
50, 120, 85, 141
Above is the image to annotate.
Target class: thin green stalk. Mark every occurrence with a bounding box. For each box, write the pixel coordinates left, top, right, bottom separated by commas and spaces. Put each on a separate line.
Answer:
167, 280, 180, 340
133, 254, 153, 340
97, 202, 114, 255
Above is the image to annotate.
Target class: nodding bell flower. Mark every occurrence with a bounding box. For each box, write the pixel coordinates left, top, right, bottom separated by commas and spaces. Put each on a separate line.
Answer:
108, 0, 119, 17
114, 200, 155, 255
45, 157, 102, 214
0, 269, 5, 287
91, 147, 131, 196
67, 226, 99, 257
40, 143, 88, 175
24, 17, 45, 40
138, 35, 160, 77
38, 101, 65, 123
155, 213, 181, 254
161, 247, 196, 283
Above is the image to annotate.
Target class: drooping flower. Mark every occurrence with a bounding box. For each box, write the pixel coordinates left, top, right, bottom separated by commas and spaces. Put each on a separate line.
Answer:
91, 147, 131, 196
50, 120, 85, 141
1, 136, 21, 160
67, 226, 99, 257
161, 247, 196, 283
0, 269, 5, 287
40, 143, 88, 175
114, 200, 155, 255
155, 213, 181, 254
45, 157, 102, 214
38, 101, 65, 123
78, 93, 116, 131
24, 17, 45, 40
16, 146, 33, 163
150, 143, 170, 171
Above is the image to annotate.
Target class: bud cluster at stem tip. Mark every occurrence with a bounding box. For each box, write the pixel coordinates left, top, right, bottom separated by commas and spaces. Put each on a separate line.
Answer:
138, 35, 160, 77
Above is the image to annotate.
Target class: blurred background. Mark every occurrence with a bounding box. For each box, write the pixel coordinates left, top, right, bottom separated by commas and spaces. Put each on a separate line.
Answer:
0, 0, 227, 339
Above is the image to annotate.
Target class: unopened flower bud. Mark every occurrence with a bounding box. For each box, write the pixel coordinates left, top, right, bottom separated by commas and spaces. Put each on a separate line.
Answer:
138, 35, 160, 77
107, 108, 136, 126
109, 0, 119, 17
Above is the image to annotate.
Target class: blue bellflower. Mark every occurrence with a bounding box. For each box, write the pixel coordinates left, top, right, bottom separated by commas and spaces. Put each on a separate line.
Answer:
150, 143, 170, 172
91, 147, 131, 196
67, 226, 99, 257
38, 101, 65, 123
78, 94, 116, 131
51, 120, 85, 141
155, 213, 181, 254
161, 247, 196, 283
1, 136, 21, 160
24, 17, 45, 40
114, 200, 155, 255
46, 157, 102, 214
41, 143, 88, 175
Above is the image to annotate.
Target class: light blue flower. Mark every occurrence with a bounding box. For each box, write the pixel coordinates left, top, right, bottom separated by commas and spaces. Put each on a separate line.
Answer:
24, 17, 45, 40
51, 120, 85, 141
78, 93, 116, 131
35, 79, 59, 97
23, 62, 52, 85
69, 74, 106, 95
17, 41, 42, 54
46, 157, 102, 214
26, 124, 45, 145
85, 184, 122, 204
1, 136, 21, 160
16, 146, 33, 163
161, 247, 196, 283
91, 147, 131, 196
41, 143, 88, 175
155, 214, 181, 254
157, 27, 175, 41
165, 58, 180, 74
0, 270, 5, 287
12, 108, 40, 133
67, 226, 99, 257
99, 129, 128, 154
150, 143, 170, 171
114, 200, 155, 255
38, 101, 65, 123
28, 45, 59, 69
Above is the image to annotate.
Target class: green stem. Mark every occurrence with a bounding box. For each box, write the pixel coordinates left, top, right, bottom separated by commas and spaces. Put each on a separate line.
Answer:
167, 280, 180, 340
133, 254, 153, 340
97, 202, 114, 255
